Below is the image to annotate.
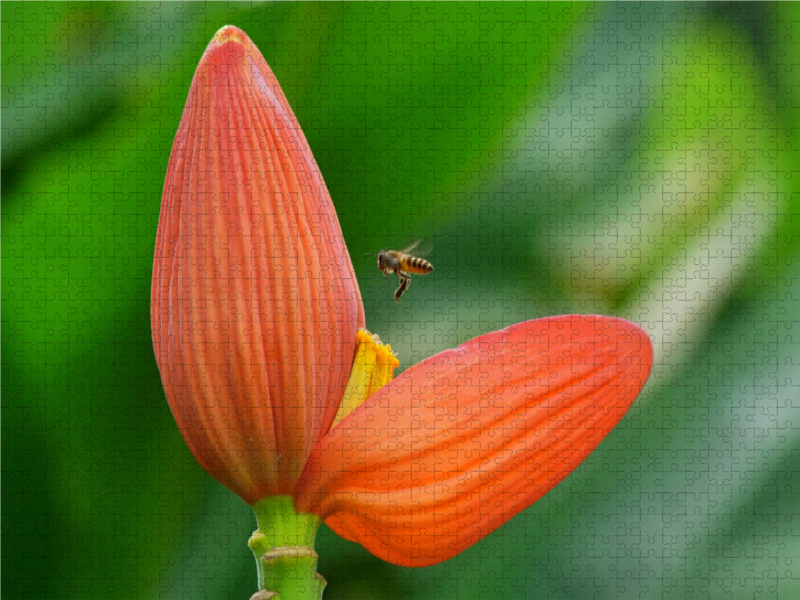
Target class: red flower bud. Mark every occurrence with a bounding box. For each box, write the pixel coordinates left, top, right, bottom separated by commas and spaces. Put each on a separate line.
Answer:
151, 26, 364, 504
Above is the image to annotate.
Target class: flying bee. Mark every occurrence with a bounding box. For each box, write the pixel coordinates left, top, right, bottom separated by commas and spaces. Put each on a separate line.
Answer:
367, 241, 434, 303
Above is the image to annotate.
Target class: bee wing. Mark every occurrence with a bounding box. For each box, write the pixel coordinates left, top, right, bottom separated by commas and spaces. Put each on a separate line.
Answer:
402, 240, 433, 258
401, 239, 422, 254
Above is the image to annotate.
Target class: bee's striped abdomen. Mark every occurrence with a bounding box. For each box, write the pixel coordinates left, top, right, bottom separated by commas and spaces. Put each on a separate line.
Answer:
402, 256, 434, 274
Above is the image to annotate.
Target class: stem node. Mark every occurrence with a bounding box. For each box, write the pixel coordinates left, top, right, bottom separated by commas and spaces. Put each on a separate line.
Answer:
249, 496, 325, 600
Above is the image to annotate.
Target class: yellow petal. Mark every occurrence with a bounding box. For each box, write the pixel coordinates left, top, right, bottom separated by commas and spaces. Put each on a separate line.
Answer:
331, 329, 400, 429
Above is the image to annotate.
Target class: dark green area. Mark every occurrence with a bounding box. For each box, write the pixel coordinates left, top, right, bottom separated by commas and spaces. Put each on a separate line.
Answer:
4, 2, 799, 599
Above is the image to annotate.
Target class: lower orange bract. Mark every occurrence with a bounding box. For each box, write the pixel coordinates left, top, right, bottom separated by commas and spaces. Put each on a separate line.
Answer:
295, 316, 652, 567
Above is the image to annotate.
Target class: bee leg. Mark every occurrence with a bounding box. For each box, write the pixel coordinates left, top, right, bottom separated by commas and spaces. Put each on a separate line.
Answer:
394, 274, 411, 303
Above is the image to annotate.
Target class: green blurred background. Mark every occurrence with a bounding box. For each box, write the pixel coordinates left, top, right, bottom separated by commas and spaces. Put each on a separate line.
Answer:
4, 2, 800, 598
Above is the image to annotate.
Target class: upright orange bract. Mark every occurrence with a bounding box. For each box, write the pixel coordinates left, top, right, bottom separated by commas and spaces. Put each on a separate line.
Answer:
151, 25, 654, 598
151, 26, 364, 504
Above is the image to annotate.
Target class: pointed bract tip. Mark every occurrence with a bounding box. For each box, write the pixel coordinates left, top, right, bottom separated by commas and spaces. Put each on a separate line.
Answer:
206, 25, 253, 54
214, 25, 248, 43
201, 25, 257, 71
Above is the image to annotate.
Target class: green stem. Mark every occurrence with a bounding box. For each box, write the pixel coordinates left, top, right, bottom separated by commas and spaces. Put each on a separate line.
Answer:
248, 496, 325, 600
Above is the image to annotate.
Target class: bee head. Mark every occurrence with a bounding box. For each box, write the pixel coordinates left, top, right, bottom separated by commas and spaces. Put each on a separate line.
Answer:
376, 250, 386, 270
